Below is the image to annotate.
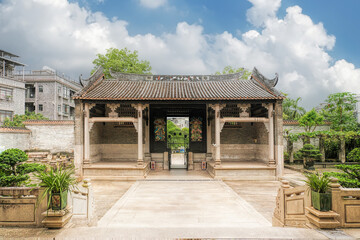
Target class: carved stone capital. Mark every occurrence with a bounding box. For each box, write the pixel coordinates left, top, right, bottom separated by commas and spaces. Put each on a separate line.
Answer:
237, 104, 251, 117
262, 103, 270, 110
88, 103, 96, 111
107, 103, 120, 118
209, 104, 226, 111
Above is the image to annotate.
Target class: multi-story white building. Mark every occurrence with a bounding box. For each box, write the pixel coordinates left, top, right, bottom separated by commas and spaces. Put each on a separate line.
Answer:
15, 67, 82, 120
0, 50, 26, 124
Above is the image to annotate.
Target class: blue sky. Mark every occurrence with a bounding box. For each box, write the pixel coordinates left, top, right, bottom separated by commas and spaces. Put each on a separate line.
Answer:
79, 0, 360, 68
1, 0, 360, 108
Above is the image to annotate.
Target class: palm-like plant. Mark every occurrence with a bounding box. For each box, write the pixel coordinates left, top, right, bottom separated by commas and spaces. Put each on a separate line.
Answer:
283, 96, 306, 120
36, 167, 77, 210
304, 172, 330, 193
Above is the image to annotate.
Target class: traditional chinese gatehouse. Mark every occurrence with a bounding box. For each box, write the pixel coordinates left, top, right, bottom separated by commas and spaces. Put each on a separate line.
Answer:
73, 67, 285, 180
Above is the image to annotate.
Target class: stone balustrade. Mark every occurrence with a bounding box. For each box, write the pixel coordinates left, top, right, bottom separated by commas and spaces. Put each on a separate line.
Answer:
273, 178, 360, 229
0, 187, 47, 227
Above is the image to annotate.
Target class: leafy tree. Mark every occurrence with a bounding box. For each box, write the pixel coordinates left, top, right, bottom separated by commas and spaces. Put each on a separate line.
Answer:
299, 109, 324, 133
2, 111, 48, 127
321, 92, 358, 131
282, 94, 306, 120
0, 148, 45, 187
92, 48, 152, 78
167, 120, 189, 150
215, 66, 251, 79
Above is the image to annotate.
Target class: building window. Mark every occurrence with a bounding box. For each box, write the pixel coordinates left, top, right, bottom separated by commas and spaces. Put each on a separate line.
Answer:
39, 104, 43, 111
58, 86, 61, 94
58, 105, 61, 114
25, 84, 35, 98
0, 87, 13, 101
63, 86, 69, 98
63, 104, 69, 114
39, 85, 43, 93
0, 110, 12, 123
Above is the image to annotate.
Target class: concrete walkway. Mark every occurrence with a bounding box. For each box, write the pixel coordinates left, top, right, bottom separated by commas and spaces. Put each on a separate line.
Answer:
98, 180, 270, 228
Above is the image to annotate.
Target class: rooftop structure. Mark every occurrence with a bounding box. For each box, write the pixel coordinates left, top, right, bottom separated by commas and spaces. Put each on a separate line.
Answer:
0, 50, 26, 124
74, 67, 284, 181
14, 67, 82, 120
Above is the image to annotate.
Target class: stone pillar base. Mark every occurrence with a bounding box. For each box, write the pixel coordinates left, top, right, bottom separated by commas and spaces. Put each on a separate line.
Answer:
42, 207, 73, 229
188, 152, 194, 170
163, 152, 169, 170
305, 207, 340, 229
137, 160, 143, 167
215, 160, 221, 167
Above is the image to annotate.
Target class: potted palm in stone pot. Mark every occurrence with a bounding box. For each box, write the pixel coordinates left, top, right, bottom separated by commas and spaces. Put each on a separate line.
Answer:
304, 172, 332, 211
36, 166, 77, 210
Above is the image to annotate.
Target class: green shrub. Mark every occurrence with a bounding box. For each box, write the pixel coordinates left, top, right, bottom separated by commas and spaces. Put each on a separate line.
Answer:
304, 172, 331, 193
324, 164, 360, 188
299, 144, 322, 169
347, 148, 360, 162
294, 150, 303, 160
0, 148, 45, 187
284, 152, 289, 161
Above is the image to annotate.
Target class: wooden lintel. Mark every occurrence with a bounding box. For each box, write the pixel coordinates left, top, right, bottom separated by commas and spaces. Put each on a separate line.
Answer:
89, 117, 137, 123
220, 117, 269, 123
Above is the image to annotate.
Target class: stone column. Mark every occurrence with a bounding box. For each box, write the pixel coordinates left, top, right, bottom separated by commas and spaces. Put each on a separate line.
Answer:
137, 104, 146, 166
84, 103, 90, 164
84, 103, 95, 165
206, 105, 212, 154
210, 104, 225, 167
145, 106, 150, 154
268, 103, 275, 166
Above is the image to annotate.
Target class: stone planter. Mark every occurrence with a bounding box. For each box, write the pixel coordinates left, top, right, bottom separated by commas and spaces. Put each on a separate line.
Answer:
311, 191, 331, 211
51, 190, 68, 210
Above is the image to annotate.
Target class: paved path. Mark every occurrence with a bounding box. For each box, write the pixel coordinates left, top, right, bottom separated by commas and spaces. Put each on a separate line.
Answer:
98, 180, 270, 228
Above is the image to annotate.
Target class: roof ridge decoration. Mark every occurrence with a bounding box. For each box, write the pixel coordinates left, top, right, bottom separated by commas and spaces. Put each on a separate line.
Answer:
251, 67, 283, 98
108, 70, 247, 82
75, 67, 105, 98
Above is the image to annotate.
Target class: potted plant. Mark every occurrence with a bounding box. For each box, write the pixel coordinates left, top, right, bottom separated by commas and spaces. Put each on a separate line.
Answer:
304, 172, 332, 211
36, 166, 77, 210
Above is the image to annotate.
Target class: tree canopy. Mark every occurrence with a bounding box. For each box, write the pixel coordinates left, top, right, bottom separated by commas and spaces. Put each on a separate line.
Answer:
215, 66, 251, 80
321, 92, 358, 131
2, 111, 48, 127
299, 109, 324, 132
282, 94, 306, 120
92, 48, 152, 78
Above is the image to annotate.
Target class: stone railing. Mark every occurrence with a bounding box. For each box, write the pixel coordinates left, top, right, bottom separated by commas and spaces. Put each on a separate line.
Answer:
272, 180, 310, 228
0, 187, 47, 227
70, 179, 96, 226
331, 178, 360, 228
273, 178, 360, 228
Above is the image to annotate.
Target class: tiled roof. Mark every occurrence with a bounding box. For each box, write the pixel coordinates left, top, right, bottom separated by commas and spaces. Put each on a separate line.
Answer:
74, 69, 284, 101
0, 127, 31, 133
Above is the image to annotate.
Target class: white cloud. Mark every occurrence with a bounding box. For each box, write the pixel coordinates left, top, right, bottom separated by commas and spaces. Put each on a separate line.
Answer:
246, 0, 281, 27
139, 0, 167, 9
1, 0, 360, 108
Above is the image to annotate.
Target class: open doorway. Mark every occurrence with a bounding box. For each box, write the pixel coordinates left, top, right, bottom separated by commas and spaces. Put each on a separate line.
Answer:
167, 117, 189, 169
